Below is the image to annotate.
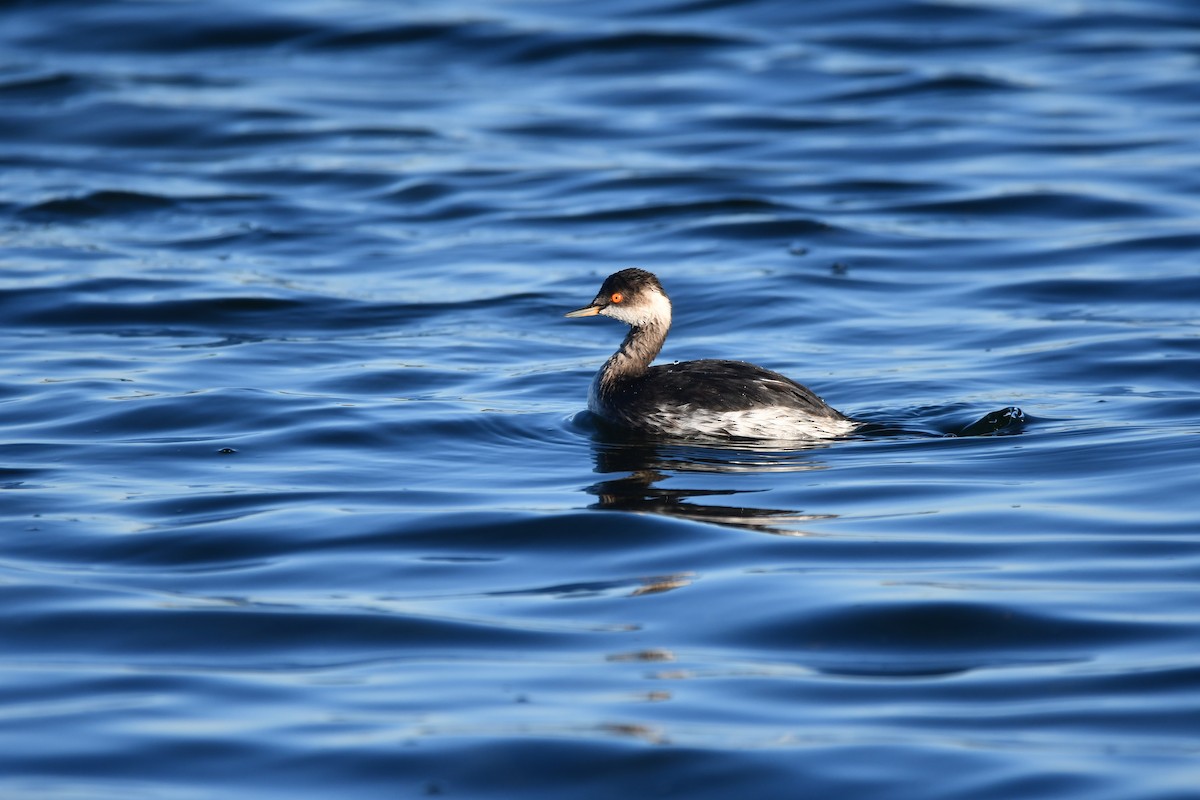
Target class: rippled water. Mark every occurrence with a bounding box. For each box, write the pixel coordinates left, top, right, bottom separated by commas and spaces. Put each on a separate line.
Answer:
3, 1, 1199, 797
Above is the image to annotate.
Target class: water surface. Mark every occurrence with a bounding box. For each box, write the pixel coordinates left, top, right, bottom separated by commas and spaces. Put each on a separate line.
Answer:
2, 1, 1199, 798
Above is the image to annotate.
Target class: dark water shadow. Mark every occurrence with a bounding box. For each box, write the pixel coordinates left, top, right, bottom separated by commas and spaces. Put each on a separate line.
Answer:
854, 404, 1028, 438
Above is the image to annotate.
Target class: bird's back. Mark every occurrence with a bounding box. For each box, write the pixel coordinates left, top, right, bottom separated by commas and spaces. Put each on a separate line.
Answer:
592, 358, 854, 439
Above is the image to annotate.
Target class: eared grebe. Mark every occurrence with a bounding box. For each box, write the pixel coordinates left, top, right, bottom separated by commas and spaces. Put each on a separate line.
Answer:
566, 268, 858, 440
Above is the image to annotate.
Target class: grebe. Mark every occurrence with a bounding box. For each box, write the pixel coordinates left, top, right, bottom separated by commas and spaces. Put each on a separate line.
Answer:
565, 268, 858, 440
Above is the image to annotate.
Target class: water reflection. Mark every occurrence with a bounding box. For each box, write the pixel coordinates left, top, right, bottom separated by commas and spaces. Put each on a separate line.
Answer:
585, 435, 836, 535
581, 404, 1025, 535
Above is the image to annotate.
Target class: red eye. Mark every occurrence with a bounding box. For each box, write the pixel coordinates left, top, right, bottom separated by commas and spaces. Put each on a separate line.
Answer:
611, 292, 623, 303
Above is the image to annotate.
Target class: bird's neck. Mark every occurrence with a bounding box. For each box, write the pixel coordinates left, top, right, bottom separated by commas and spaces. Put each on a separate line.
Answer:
600, 321, 668, 385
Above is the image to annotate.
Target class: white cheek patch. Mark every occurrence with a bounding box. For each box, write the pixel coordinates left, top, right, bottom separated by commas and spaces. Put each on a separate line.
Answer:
602, 290, 672, 328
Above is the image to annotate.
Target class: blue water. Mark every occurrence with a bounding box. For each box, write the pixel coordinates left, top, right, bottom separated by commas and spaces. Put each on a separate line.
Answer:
3, 1, 1200, 797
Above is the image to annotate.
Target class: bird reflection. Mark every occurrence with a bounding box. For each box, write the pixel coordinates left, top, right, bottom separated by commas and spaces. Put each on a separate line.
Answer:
584, 432, 837, 536
578, 405, 1026, 535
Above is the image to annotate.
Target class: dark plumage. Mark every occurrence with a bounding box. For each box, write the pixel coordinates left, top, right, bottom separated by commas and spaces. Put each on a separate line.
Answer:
616, 359, 841, 415
565, 269, 855, 440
